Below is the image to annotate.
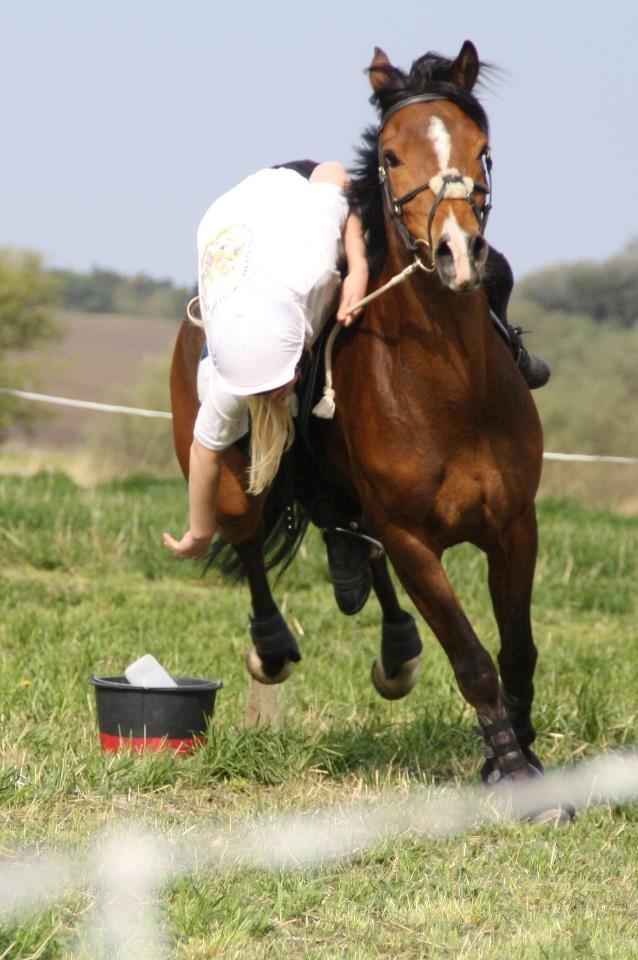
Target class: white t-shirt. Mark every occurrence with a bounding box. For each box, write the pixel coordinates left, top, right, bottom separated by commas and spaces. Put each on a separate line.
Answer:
194, 168, 349, 451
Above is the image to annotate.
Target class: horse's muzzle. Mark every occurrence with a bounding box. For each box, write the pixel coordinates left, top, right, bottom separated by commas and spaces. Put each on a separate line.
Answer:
434, 232, 489, 293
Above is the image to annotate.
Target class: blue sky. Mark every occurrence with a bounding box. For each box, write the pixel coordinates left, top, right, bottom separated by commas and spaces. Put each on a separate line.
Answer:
2, 0, 636, 286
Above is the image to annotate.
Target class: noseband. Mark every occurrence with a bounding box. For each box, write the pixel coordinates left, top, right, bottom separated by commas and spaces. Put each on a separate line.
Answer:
377, 93, 493, 268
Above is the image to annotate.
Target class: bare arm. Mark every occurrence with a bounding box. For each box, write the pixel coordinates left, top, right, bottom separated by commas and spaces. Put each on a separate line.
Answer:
163, 439, 222, 559
337, 207, 368, 324
310, 162, 369, 325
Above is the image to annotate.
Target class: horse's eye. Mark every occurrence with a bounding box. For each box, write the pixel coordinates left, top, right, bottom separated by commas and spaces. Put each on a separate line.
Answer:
384, 150, 401, 168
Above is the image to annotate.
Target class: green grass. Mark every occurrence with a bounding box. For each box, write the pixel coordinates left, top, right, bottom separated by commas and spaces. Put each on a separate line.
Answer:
0, 473, 637, 958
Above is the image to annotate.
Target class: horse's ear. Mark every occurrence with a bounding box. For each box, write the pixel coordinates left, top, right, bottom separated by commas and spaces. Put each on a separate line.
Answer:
451, 40, 480, 91
369, 47, 393, 92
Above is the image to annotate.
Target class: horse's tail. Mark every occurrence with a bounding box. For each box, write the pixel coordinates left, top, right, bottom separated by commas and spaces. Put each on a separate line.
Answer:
205, 447, 310, 581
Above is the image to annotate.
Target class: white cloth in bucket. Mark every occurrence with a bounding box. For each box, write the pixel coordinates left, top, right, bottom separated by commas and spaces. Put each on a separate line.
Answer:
125, 654, 177, 688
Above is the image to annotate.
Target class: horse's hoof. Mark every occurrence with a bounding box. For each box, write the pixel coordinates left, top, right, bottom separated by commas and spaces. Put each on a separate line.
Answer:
245, 647, 293, 685
525, 804, 575, 826
481, 759, 576, 825
481, 754, 542, 785
371, 654, 421, 700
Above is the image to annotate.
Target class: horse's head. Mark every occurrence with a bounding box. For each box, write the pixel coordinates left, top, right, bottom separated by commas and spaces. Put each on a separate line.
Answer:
368, 42, 492, 293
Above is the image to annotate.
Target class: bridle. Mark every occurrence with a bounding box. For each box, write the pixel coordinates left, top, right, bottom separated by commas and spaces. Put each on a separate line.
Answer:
317, 93, 496, 402
377, 93, 493, 270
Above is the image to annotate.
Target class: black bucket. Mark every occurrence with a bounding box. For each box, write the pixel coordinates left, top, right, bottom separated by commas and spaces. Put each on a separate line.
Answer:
90, 675, 223, 754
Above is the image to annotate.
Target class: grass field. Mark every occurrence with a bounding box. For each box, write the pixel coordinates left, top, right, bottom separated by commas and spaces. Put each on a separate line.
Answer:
0, 473, 637, 958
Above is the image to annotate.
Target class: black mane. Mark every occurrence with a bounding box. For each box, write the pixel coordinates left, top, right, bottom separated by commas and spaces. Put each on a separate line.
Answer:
349, 52, 490, 277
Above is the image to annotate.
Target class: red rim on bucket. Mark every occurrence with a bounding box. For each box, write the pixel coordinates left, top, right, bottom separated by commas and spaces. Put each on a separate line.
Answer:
89, 675, 223, 754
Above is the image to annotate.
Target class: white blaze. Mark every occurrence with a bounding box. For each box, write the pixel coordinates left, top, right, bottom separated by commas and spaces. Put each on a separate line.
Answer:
426, 116, 472, 286
427, 116, 451, 170
442, 212, 472, 286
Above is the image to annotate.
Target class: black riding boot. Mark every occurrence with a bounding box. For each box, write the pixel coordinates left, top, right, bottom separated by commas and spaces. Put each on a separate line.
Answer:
507, 325, 551, 389
322, 526, 373, 616
291, 447, 374, 615
485, 248, 550, 389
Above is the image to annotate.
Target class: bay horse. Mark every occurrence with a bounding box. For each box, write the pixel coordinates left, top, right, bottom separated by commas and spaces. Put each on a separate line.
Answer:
171, 41, 568, 817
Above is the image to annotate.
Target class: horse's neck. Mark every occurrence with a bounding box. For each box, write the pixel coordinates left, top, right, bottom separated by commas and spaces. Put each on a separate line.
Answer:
373, 256, 494, 379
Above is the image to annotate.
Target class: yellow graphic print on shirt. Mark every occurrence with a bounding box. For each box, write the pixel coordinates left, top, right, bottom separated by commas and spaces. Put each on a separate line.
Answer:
200, 224, 253, 308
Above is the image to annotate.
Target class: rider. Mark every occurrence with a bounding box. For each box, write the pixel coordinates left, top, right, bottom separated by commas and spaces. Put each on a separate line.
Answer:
163, 159, 549, 610
163, 161, 368, 568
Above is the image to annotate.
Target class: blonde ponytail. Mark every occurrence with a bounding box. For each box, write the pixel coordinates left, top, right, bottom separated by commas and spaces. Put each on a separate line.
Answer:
246, 396, 295, 495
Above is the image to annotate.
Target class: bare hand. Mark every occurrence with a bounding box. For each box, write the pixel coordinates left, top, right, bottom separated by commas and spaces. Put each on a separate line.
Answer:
336, 267, 369, 326
162, 529, 212, 559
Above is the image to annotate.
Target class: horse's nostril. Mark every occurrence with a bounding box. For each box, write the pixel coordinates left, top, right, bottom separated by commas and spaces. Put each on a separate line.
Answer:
435, 240, 453, 264
470, 234, 489, 269
434, 240, 455, 280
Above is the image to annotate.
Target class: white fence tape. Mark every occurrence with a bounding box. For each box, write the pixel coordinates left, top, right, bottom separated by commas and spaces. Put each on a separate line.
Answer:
542, 451, 638, 464
1, 387, 637, 463
0, 387, 172, 420
1, 751, 638, 958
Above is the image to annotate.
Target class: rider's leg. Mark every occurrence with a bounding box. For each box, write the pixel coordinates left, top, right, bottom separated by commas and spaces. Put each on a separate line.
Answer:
485, 247, 551, 389
293, 448, 373, 616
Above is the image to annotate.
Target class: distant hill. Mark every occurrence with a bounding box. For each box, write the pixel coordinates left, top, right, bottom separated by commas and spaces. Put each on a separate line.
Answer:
50, 266, 192, 320
3, 259, 637, 508
515, 240, 638, 328
510, 298, 638, 510
6, 309, 177, 450
50, 241, 638, 328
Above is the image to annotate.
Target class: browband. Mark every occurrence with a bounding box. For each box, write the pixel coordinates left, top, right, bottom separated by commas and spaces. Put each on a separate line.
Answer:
379, 93, 447, 131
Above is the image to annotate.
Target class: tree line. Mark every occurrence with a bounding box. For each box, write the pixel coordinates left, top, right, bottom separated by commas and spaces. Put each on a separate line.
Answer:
515, 240, 638, 328
1, 241, 637, 442
0, 250, 60, 438
45, 241, 638, 329
51, 266, 191, 319
0, 250, 192, 440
